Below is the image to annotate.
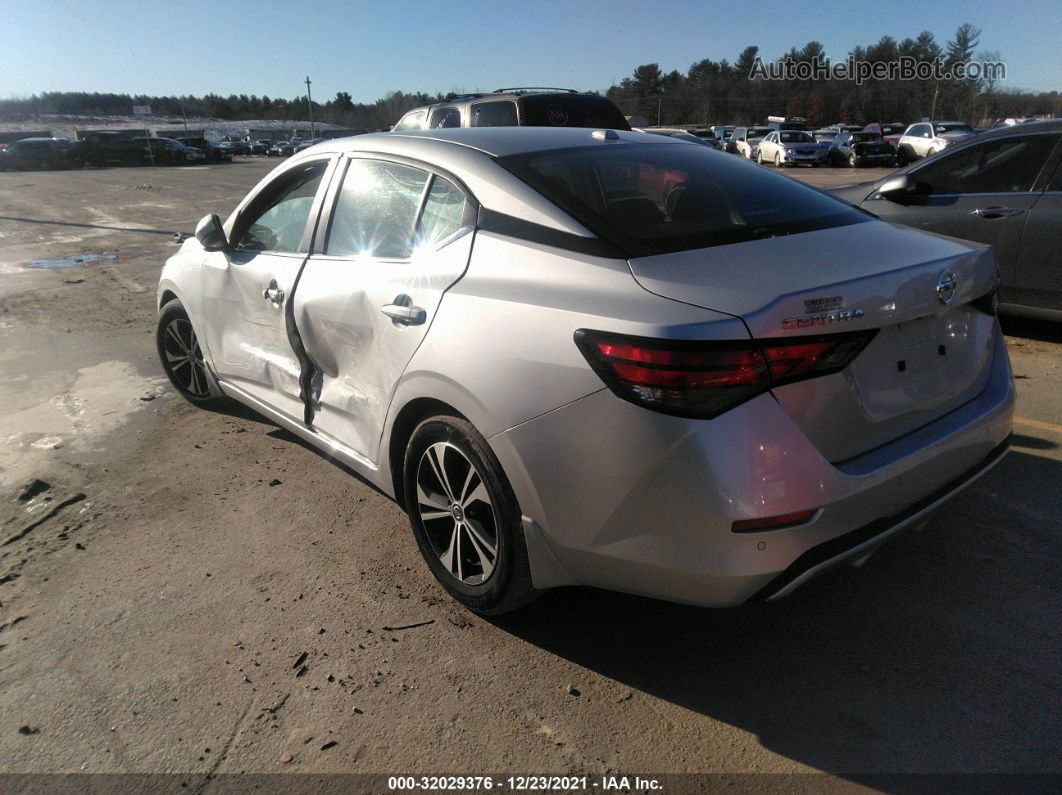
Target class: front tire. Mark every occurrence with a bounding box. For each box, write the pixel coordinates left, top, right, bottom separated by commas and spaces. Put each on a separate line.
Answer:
156, 299, 225, 407
775, 152, 783, 167
403, 415, 536, 615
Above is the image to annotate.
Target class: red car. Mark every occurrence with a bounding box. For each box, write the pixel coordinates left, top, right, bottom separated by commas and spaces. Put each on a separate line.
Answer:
862, 122, 907, 152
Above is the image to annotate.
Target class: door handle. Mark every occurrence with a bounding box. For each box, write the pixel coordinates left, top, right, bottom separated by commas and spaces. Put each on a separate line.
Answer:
972, 206, 1023, 219
262, 279, 284, 306
381, 294, 426, 326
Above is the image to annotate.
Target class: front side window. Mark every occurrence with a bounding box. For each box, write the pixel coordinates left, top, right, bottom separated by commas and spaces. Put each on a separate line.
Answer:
499, 142, 868, 256
913, 134, 1058, 195
327, 159, 429, 259
233, 161, 327, 253
429, 108, 461, 129
472, 101, 518, 127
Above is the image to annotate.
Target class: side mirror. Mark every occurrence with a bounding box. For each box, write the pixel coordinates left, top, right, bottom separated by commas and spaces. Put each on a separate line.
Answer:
195, 213, 228, 252
877, 174, 915, 202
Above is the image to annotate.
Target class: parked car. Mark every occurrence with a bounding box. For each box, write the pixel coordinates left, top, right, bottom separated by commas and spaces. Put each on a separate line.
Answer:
293, 138, 325, 154
176, 137, 233, 163
829, 131, 897, 168
250, 139, 274, 155
756, 129, 828, 167
635, 128, 719, 148
862, 122, 908, 152
709, 124, 736, 144
827, 119, 1062, 320
825, 123, 864, 134
141, 137, 204, 164
221, 139, 251, 155
267, 140, 298, 157
896, 121, 978, 164
393, 88, 631, 132
157, 126, 1012, 614
766, 115, 811, 132
731, 126, 771, 159
0, 137, 82, 170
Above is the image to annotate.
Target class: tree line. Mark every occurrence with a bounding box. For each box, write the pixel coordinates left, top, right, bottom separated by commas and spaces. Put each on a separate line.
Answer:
605, 24, 1060, 127
0, 90, 437, 132
0, 24, 1058, 130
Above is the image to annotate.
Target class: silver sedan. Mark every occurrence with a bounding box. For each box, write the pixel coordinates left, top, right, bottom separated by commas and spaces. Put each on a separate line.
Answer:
156, 127, 1013, 613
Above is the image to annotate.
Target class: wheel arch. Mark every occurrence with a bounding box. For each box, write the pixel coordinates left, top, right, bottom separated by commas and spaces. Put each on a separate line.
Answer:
387, 396, 468, 509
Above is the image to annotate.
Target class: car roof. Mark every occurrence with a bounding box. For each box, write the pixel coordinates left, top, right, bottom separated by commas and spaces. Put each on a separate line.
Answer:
325, 126, 681, 158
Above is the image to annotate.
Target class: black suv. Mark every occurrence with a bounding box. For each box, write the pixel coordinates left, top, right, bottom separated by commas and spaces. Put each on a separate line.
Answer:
176, 137, 233, 163
0, 138, 83, 170
393, 88, 630, 132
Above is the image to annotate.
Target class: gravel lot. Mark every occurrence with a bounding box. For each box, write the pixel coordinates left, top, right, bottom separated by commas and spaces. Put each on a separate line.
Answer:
0, 158, 1059, 789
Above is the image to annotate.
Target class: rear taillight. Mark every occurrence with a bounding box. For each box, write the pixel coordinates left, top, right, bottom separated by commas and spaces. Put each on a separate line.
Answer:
575, 329, 876, 419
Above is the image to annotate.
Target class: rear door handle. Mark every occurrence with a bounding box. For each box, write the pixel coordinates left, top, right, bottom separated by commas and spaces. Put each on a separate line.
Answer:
972, 206, 1023, 219
381, 294, 426, 325
262, 279, 284, 306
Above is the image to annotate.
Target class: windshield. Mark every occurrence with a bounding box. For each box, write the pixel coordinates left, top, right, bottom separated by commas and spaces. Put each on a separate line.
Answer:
748, 127, 771, 138
779, 132, 813, 144
497, 142, 868, 256
937, 123, 974, 133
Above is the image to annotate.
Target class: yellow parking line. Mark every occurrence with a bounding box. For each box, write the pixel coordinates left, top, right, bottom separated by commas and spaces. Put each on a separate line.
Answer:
1014, 416, 1062, 435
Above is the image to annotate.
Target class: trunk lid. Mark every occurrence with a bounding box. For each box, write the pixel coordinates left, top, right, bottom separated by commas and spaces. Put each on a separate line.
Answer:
628, 220, 1000, 461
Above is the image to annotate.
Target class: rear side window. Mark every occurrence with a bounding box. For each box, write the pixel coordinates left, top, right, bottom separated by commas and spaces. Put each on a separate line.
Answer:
472, 101, 518, 127
518, 95, 631, 131
497, 143, 868, 256
414, 177, 468, 249
912, 134, 1058, 194
429, 108, 461, 129
327, 160, 429, 259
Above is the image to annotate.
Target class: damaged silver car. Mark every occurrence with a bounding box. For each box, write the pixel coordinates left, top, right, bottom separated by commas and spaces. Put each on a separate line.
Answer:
157, 127, 1013, 614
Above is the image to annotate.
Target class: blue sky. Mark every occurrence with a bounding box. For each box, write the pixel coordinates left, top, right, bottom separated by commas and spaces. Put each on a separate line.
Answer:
3, 0, 1060, 102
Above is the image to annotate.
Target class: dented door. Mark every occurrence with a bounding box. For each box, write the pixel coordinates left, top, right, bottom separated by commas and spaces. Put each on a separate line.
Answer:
292, 159, 476, 464
201, 157, 335, 424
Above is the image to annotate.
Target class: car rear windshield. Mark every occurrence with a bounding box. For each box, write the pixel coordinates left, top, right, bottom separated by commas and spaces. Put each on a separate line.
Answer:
518, 95, 631, 131
497, 143, 869, 256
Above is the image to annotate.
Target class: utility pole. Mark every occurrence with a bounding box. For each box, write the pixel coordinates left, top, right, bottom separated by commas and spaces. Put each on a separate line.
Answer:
657, 94, 662, 126
305, 76, 315, 138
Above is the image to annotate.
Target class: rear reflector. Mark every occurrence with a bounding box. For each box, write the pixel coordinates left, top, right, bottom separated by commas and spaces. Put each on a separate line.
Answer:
732, 509, 818, 533
575, 328, 876, 419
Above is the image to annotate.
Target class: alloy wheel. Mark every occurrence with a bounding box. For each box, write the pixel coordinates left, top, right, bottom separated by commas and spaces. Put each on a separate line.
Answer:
161, 317, 210, 397
415, 441, 498, 586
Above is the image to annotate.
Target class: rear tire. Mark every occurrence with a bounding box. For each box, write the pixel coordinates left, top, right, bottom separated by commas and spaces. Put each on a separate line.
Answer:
156, 299, 226, 407
403, 415, 537, 615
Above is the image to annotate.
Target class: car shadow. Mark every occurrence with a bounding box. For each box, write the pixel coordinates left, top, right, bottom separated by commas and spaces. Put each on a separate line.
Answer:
1001, 315, 1062, 344
205, 398, 394, 501
491, 449, 1061, 781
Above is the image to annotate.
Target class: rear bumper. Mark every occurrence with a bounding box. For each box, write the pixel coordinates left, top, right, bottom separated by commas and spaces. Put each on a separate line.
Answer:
753, 436, 1009, 601
490, 328, 1014, 606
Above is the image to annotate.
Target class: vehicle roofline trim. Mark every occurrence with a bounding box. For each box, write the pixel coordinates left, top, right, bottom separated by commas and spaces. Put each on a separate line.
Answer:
477, 207, 621, 258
